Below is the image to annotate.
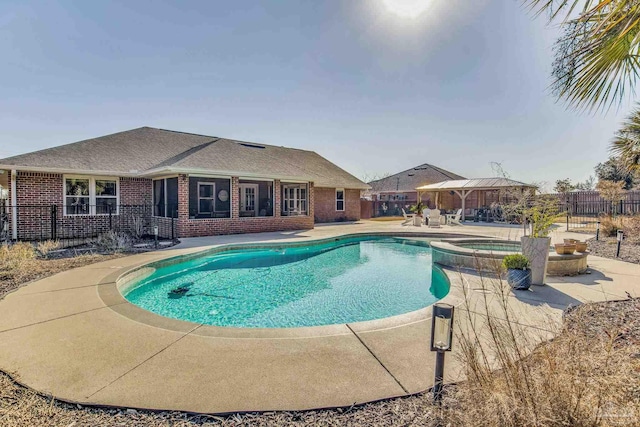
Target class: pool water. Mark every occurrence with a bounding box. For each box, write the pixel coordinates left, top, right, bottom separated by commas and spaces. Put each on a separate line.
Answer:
456, 242, 554, 253
457, 242, 521, 252
124, 236, 449, 328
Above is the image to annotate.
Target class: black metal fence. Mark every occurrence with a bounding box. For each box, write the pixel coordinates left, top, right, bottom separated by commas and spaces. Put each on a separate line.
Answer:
552, 190, 640, 216
549, 191, 640, 233
1, 204, 177, 246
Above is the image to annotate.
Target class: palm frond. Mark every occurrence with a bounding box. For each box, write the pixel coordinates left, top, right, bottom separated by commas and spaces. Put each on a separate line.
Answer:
611, 105, 640, 171
526, 1, 640, 111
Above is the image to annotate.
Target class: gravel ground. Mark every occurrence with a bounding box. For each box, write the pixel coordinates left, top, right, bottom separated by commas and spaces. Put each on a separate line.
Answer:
566, 298, 640, 348
586, 236, 640, 264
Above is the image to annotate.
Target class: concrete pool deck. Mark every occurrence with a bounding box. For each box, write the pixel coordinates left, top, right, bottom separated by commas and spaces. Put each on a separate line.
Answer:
0, 220, 638, 413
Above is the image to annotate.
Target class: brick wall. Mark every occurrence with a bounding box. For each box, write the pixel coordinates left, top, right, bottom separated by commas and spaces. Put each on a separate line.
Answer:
14, 172, 62, 240
16, 171, 62, 206
12, 171, 317, 240
177, 178, 315, 237
121, 177, 152, 205
178, 216, 314, 237
314, 187, 360, 223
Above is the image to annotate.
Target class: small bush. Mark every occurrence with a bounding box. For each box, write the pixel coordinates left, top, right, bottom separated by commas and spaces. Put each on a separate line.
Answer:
35, 240, 60, 258
0, 242, 36, 271
502, 253, 530, 270
599, 215, 623, 237
95, 231, 132, 253
129, 215, 145, 240
623, 215, 640, 243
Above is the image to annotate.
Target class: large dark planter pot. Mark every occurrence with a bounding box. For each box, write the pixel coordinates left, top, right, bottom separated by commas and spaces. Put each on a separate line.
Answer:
507, 268, 532, 290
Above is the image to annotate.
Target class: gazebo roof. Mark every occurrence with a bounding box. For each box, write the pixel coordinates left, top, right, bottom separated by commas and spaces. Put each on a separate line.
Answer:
416, 177, 536, 191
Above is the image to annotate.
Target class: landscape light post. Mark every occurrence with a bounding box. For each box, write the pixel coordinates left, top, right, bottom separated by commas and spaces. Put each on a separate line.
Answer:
616, 230, 623, 258
596, 220, 600, 241
430, 303, 454, 404
153, 225, 159, 249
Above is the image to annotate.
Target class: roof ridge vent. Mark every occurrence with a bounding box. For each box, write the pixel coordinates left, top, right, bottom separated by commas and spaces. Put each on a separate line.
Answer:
239, 142, 265, 149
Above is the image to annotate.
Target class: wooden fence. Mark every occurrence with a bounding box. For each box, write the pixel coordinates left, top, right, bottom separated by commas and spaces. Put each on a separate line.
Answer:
551, 190, 640, 216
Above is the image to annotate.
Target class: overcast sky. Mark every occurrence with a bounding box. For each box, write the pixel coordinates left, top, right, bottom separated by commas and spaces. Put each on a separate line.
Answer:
0, 0, 635, 190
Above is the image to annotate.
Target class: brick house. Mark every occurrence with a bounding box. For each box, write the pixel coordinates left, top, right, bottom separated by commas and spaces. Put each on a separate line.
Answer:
0, 127, 368, 240
367, 163, 466, 216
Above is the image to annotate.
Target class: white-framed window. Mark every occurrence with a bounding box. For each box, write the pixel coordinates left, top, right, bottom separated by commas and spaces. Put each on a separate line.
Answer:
336, 188, 345, 211
198, 182, 215, 214
282, 183, 308, 216
64, 176, 119, 216
95, 179, 118, 214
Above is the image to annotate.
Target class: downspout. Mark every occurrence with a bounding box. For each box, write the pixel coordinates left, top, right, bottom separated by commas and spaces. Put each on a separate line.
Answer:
10, 169, 17, 240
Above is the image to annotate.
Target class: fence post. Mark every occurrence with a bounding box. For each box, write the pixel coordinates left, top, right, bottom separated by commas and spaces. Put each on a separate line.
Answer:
566, 211, 569, 232
171, 216, 175, 241
50, 205, 57, 241
108, 205, 113, 230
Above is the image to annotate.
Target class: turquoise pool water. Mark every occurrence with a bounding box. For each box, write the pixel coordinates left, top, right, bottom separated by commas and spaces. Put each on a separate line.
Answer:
457, 242, 521, 252
124, 236, 449, 328
456, 242, 554, 253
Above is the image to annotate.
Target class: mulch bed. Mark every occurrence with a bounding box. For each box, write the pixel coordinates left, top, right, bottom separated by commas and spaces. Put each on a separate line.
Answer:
0, 254, 125, 299
586, 236, 640, 265
566, 298, 640, 349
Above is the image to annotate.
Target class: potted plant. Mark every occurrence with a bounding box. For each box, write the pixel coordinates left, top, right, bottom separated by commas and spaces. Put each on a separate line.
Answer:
502, 254, 531, 290
563, 238, 587, 252
410, 202, 425, 226
521, 196, 558, 286
575, 241, 588, 252
554, 243, 576, 255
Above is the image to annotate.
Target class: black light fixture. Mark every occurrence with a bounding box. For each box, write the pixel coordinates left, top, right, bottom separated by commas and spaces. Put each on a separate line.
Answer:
616, 230, 624, 257
596, 220, 600, 241
430, 303, 454, 404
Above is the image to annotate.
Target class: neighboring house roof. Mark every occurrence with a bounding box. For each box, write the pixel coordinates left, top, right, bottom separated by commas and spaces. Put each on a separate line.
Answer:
368, 163, 466, 193
0, 127, 369, 189
416, 177, 536, 191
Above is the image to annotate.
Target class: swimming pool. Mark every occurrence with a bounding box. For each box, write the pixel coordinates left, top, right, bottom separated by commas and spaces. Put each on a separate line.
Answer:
123, 236, 449, 328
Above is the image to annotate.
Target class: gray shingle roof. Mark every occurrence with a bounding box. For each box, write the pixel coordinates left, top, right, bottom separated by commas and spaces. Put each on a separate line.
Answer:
0, 127, 369, 189
368, 163, 466, 193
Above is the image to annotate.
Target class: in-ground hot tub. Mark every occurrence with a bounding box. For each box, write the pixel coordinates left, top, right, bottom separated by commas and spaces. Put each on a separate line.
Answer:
430, 238, 588, 277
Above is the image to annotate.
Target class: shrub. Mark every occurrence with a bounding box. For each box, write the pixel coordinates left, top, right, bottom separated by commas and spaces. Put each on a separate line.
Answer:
410, 202, 425, 216
599, 214, 623, 237
448, 268, 640, 427
502, 254, 530, 270
35, 240, 60, 258
129, 215, 146, 240
596, 180, 626, 214
0, 242, 36, 271
95, 231, 132, 253
622, 215, 640, 243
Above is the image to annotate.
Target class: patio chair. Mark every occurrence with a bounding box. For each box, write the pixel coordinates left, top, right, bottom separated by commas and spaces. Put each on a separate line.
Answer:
447, 209, 463, 226
401, 208, 415, 226
427, 209, 441, 228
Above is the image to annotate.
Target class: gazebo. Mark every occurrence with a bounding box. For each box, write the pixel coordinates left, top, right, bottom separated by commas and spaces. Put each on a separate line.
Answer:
416, 178, 536, 221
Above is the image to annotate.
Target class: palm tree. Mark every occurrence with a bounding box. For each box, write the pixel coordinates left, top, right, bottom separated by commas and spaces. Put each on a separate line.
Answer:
527, 1, 640, 112
611, 106, 640, 171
